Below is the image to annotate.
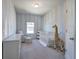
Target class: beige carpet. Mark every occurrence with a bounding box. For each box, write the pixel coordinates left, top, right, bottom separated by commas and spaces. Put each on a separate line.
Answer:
20, 40, 65, 59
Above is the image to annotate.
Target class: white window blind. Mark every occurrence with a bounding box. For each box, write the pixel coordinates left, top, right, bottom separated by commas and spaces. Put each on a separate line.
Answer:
26, 22, 34, 34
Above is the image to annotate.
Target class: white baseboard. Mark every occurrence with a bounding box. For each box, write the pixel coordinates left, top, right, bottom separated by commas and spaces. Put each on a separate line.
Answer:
39, 40, 47, 47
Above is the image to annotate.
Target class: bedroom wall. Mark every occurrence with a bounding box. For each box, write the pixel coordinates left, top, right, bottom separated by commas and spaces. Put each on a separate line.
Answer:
43, 10, 56, 33
16, 11, 43, 39
43, 0, 65, 40
55, 0, 65, 39
2, 0, 16, 39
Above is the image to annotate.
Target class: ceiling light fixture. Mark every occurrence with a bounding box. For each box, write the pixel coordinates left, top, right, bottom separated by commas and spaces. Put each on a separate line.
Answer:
32, 0, 39, 8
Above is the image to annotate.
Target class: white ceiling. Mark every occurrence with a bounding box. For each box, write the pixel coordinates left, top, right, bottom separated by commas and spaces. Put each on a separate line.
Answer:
13, 0, 58, 15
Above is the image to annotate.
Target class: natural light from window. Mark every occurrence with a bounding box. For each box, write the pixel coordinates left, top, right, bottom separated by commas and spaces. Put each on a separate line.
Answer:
26, 22, 34, 34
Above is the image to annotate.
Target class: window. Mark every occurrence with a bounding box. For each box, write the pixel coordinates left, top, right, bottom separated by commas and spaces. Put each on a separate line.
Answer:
26, 22, 34, 34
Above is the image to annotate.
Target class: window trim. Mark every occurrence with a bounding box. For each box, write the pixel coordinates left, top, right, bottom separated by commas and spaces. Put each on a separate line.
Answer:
26, 22, 34, 34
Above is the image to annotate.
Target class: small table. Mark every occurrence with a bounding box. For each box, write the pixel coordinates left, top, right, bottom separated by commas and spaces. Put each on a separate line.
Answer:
23, 36, 32, 43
